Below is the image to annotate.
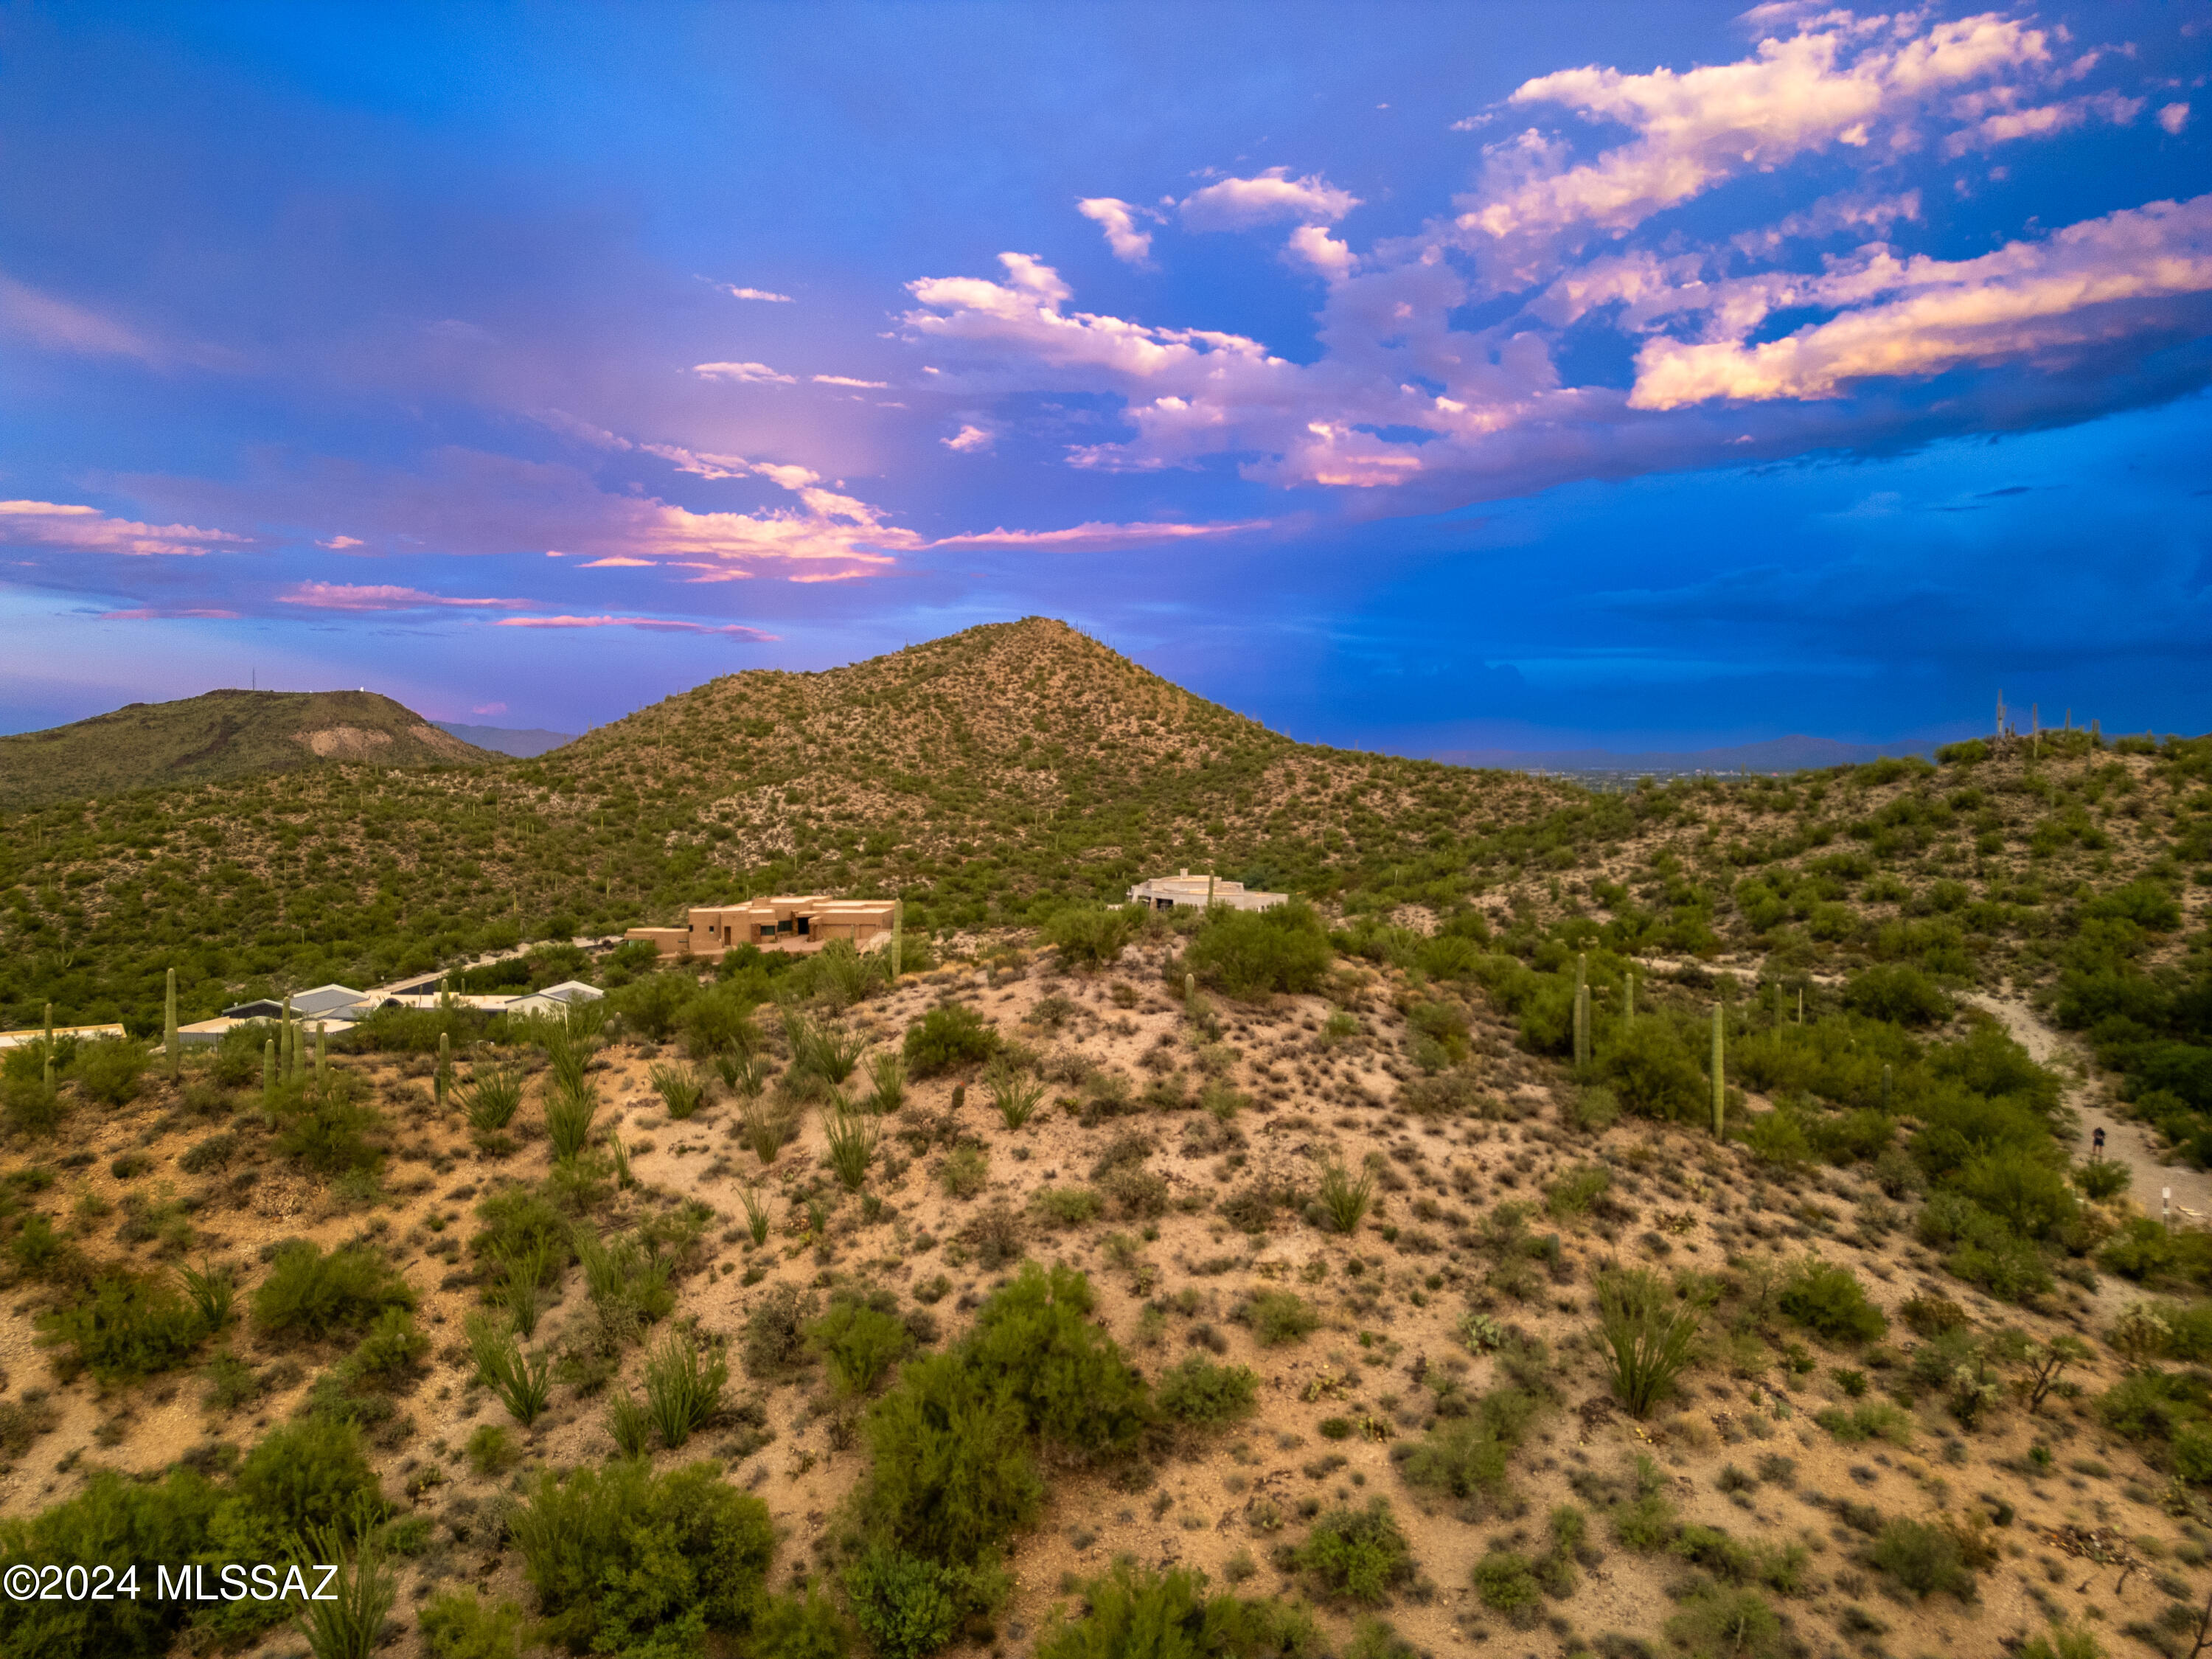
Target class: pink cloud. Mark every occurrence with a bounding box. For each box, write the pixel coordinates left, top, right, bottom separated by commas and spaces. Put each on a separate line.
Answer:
0, 498, 251, 557
580, 554, 654, 568
279, 580, 535, 611
316, 534, 365, 550
493, 613, 776, 639
472, 701, 508, 715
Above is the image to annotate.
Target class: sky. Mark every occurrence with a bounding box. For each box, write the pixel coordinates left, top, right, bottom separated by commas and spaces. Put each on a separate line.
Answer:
1, 1, 2208, 754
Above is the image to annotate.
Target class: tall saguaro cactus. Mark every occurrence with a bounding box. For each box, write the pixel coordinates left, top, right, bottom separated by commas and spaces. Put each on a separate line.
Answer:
437, 1032, 451, 1109
164, 967, 179, 1083
1711, 1002, 1726, 1138
1572, 953, 1590, 1069
263, 1037, 274, 1095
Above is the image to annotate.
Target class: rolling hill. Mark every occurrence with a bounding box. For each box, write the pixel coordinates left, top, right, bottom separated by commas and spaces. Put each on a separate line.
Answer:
0, 687, 501, 807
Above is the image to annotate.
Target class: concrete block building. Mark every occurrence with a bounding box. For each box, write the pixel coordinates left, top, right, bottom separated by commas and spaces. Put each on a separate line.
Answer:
626, 896, 897, 961
1127, 870, 1287, 912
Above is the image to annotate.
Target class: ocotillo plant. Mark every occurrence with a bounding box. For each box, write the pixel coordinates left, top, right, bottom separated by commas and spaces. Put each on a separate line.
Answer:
1710, 1003, 1725, 1138
164, 967, 179, 1083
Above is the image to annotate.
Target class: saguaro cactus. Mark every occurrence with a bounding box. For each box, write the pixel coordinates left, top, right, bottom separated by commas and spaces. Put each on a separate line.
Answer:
891, 900, 904, 981
1711, 1002, 1726, 1139
262, 1037, 274, 1095
437, 1031, 451, 1108
164, 967, 179, 1083
1622, 973, 1633, 1022
315, 1021, 327, 1083
1572, 953, 1588, 1068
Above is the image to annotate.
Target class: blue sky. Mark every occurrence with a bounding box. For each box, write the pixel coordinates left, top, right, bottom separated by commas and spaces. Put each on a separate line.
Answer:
1, 1, 2207, 751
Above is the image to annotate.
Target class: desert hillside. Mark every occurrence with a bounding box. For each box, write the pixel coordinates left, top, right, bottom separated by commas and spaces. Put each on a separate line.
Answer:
0, 688, 501, 810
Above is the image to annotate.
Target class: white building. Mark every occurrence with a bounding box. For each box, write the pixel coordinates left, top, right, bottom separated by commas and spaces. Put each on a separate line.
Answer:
1127, 870, 1287, 913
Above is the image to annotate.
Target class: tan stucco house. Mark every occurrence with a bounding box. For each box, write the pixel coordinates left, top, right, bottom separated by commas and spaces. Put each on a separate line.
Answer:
626, 896, 897, 960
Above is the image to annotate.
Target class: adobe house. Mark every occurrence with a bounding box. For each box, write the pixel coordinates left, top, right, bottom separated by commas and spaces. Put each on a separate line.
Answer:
626, 896, 897, 961
1126, 869, 1287, 912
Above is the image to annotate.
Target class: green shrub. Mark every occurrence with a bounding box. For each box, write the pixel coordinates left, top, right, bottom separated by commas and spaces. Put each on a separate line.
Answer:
1596, 1016, 1707, 1121
744, 1284, 818, 1380
420, 1591, 526, 1659
1610, 1455, 1680, 1549
1185, 901, 1332, 1000
1395, 1387, 1540, 1509
1293, 1500, 1415, 1604
823, 1107, 878, 1191
2017, 1623, 2104, 1659
1956, 1147, 2077, 1241
751, 1589, 855, 1659
1870, 1516, 1976, 1599
904, 1006, 1001, 1077
2075, 1158, 2131, 1200
963, 1262, 1151, 1458
1035, 1562, 1320, 1659
460, 1065, 524, 1132
1033, 1186, 1103, 1226
252, 1242, 414, 1344
1843, 964, 1952, 1027
473, 1183, 574, 1274
273, 1079, 384, 1175
1243, 1289, 1318, 1346
465, 1424, 519, 1477
939, 1144, 989, 1199
1596, 1268, 1700, 1416
1156, 1356, 1259, 1426
1043, 905, 1145, 967
36, 1268, 207, 1382
1663, 1585, 1786, 1659
509, 1459, 776, 1656
809, 1300, 914, 1397
860, 1358, 1043, 1562
1777, 1258, 1887, 1344
2, 1077, 64, 1135
844, 1543, 995, 1659
72, 1037, 147, 1106
232, 1418, 385, 1543
1470, 1551, 1541, 1621
0, 1468, 223, 1659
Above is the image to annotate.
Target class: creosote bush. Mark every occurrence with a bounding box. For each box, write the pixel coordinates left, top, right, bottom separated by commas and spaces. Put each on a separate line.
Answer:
510, 1458, 775, 1656
1292, 1500, 1416, 1605
1036, 1562, 1320, 1659
1156, 1355, 1259, 1426
252, 1243, 415, 1345
1778, 1256, 1888, 1344
904, 1006, 1000, 1077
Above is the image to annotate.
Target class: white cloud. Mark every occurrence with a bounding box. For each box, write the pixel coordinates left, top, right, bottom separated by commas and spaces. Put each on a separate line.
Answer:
1455, 12, 2051, 282
708, 282, 794, 302
942, 423, 995, 453
2161, 102, 2193, 136
692, 361, 796, 384
1077, 197, 1155, 264
813, 374, 889, 388
1943, 90, 2144, 156
1284, 224, 1357, 279
0, 498, 251, 557
1628, 192, 2212, 408
1180, 167, 1361, 231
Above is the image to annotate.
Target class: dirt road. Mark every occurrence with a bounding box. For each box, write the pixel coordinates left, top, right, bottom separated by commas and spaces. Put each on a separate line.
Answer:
1966, 989, 2212, 1225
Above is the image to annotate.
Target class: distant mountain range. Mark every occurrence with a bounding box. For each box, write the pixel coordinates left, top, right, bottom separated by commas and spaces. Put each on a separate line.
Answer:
431, 722, 579, 759
0, 689, 504, 807
1435, 734, 1943, 775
